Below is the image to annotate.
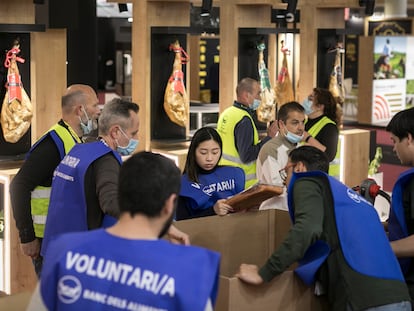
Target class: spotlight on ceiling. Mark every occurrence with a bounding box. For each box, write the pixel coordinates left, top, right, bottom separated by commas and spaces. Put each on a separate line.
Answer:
200, 0, 213, 17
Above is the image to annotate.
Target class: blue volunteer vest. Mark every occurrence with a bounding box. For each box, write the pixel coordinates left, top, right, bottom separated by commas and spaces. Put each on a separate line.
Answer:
41, 229, 220, 311
41, 141, 122, 257
180, 166, 245, 214
388, 168, 414, 274
287, 171, 404, 285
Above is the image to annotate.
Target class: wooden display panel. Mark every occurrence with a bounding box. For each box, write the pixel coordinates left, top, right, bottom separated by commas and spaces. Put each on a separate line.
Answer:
357, 36, 374, 125
341, 129, 370, 188
30, 29, 67, 142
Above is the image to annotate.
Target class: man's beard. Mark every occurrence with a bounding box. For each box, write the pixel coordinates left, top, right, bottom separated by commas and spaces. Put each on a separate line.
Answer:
158, 212, 174, 239
158, 197, 177, 239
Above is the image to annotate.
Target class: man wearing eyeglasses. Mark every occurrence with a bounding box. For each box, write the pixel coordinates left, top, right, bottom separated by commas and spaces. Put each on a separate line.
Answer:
237, 146, 411, 311
256, 101, 305, 210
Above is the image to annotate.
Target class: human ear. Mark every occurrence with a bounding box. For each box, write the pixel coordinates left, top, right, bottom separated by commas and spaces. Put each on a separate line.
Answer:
163, 194, 177, 217
295, 161, 306, 173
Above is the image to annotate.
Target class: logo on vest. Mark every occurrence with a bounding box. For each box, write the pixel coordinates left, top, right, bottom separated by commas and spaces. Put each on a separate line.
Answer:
190, 182, 201, 189
202, 180, 236, 196
61, 155, 80, 168
58, 275, 82, 304
347, 188, 361, 203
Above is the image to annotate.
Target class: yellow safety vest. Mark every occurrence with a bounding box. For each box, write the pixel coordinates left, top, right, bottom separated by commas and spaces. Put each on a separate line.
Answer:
306, 116, 340, 178
31, 123, 81, 238
217, 106, 259, 189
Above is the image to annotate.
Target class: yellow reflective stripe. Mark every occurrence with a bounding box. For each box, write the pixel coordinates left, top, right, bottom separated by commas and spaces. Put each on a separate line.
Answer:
245, 173, 256, 181
33, 224, 45, 238
32, 215, 47, 225
31, 188, 51, 199
221, 153, 255, 166
307, 116, 336, 137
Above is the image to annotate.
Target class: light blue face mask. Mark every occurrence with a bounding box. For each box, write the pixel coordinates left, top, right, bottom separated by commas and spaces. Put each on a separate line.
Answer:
251, 98, 261, 111
302, 98, 314, 115
285, 130, 304, 144
116, 128, 139, 156
79, 107, 94, 135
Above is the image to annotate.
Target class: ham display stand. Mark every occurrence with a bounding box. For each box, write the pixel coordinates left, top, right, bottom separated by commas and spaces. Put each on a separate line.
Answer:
151, 27, 188, 141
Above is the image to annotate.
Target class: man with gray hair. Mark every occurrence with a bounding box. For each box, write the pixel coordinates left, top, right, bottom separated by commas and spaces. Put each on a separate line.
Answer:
41, 98, 189, 263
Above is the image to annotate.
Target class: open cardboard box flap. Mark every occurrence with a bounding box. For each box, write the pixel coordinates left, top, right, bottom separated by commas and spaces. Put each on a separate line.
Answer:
175, 209, 328, 311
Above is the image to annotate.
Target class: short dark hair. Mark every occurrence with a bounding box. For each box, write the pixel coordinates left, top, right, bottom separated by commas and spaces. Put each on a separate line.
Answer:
289, 146, 329, 173
277, 101, 305, 123
386, 107, 414, 141
236, 77, 258, 96
62, 90, 84, 112
118, 151, 181, 217
184, 126, 222, 183
313, 88, 339, 125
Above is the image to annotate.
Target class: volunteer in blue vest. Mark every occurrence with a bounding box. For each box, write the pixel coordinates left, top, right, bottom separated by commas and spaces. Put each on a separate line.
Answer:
236, 146, 410, 311
301, 87, 339, 162
10, 84, 100, 277
217, 77, 278, 189
385, 107, 414, 305
41, 98, 189, 260
26, 152, 220, 311
176, 126, 245, 220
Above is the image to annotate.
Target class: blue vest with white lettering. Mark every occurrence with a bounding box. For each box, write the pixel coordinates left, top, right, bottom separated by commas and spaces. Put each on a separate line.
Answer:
40, 229, 220, 311
42, 141, 122, 257
388, 168, 414, 274
287, 171, 404, 285
180, 166, 245, 214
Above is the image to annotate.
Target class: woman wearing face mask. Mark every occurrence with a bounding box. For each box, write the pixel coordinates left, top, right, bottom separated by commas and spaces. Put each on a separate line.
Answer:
176, 127, 245, 220
301, 88, 340, 162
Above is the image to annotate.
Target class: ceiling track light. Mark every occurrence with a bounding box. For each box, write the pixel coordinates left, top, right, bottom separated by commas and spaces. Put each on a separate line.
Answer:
201, 0, 213, 17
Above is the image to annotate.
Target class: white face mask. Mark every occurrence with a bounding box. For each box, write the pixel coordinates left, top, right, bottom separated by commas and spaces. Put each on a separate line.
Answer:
116, 127, 139, 156
302, 98, 314, 115
285, 130, 304, 144
251, 98, 261, 111
79, 107, 94, 135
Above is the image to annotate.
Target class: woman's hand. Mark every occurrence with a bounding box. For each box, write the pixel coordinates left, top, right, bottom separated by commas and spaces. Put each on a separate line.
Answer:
213, 199, 234, 216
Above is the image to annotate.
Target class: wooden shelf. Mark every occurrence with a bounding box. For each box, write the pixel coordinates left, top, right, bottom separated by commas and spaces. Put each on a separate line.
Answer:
0, 24, 45, 32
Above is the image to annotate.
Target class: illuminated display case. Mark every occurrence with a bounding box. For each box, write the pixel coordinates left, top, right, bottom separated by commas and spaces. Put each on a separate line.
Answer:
0, 168, 36, 294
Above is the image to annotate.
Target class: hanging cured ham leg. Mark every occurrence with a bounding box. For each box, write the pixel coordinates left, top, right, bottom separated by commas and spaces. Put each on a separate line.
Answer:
163, 40, 189, 128
275, 41, 294, 108
329, 44, 345, 105
1, 43, 33, 143
256, 41, 276, 123
328, 44, 345, 128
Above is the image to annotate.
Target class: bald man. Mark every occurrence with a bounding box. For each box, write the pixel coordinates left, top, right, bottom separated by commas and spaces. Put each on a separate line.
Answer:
10, 84, 100, 277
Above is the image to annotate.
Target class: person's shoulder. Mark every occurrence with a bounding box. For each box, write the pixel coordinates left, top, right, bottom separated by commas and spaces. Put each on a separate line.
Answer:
259, 136, 283, 156
46, 230, 105, 262
52, 229, 104, 248
217, 165, 244, 176
294, 173, 328, 188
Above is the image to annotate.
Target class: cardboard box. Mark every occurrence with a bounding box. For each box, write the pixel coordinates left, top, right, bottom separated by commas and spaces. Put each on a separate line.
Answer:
0, 291, 31, 310
175, 209, 328, 311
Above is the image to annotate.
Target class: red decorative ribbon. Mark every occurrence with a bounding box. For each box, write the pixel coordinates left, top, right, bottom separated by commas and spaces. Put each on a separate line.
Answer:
169, 70, 185, 95
278, 67, 288, 83
169, 45, 190, 64
4, 47, 25, 68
